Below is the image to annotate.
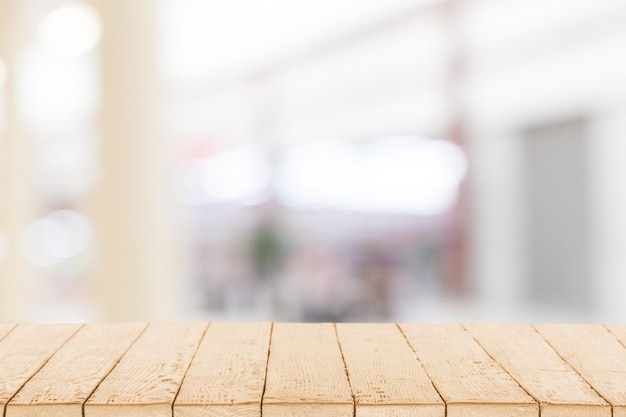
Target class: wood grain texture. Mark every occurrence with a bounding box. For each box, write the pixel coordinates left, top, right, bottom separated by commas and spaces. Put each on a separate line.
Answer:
174, 322, 271, 417
7, 323, 147, 417
336, 323, 443, 417
536, 324, 626, 417
0, 324, 82, 412
176, 404, 259, 417
355, 405, 442, 417
465, 324, 610, 417
84, 322, 207, 417
0, 324, 16, 342
399, 323, 538, 417
262, 403, 353, 417
605, 324, 626, 351
2, 322, 624, 417
262, 323, 353, 417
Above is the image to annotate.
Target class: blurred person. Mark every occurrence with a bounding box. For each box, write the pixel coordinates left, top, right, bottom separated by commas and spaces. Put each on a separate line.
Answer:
246, 203, 290, 314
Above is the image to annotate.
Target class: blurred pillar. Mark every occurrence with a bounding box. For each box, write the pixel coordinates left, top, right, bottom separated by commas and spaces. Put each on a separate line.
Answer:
0, 0, 33, 321
442, 0, 470, 295
93, 0, 180, 321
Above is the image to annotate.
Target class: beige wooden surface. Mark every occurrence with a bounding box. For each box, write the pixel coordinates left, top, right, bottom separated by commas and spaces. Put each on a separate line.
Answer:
535, 324, 626, 417
174, 322, 272, 417
399, 323, 538, 417
465, 323, 610, 417
262, 323, 353, 417
0, 323, 625, 417
336, 323, 444, 417
85, 322, 207, 417
7, 323, 146, 417
0, 324, 15, 342
0, 324, 82, 414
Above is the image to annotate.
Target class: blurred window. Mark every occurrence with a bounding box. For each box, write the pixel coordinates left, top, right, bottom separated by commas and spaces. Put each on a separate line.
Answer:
277, 136, 467, 215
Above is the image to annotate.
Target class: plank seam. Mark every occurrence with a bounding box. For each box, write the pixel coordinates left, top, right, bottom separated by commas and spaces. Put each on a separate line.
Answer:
80, 323, 150, 417
260, 322, 274, 417
604, 324, 626, 352
532, 325, 614, 417
171, 322, 211, 417
601, 324, 626, 417
396, 323, 448, 417
460, 324, 541, 415
0, 325, 20, 417
333, 323, 356, 417
0, 324, 17, 345
3, 324, 84, 417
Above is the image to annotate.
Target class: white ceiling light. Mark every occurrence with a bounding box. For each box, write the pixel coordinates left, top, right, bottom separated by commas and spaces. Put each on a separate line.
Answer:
38, 2, 102, 57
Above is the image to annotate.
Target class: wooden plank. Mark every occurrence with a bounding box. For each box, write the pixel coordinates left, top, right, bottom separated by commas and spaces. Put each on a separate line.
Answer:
536, 324, 626, 417
174, 322, 272, 417
262, 323, 353, 417
85, 322, 207, 417
399, 323, 538, 417
7, 323, 147, 417
465, 324, 610, 417
0, 324, 83, 414
335, 323, 444, 417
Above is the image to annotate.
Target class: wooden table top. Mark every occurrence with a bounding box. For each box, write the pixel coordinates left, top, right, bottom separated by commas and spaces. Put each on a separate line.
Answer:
0, 322, 622, 417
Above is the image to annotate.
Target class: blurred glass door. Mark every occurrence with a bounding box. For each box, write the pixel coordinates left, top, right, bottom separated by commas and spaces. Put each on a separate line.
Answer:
524, 118, 590, 310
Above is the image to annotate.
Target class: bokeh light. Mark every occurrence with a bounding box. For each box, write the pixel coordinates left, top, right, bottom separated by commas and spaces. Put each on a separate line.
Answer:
19, 210, 92, 267
201, 146, 272, 204
38, 2, 102, 57
175, 146, 272, 206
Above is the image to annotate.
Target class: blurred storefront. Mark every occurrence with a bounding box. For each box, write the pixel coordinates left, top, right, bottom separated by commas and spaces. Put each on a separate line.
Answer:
0, 0, 625, 322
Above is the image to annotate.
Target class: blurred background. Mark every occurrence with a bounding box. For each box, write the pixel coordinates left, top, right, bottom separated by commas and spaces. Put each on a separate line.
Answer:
0, 0, 625, 323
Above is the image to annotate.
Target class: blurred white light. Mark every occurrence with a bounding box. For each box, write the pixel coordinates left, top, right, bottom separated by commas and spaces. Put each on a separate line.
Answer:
19, 210, 92, 266
173, 159, 211, 206
45, 210, 92, 258
20, 220, 59, 266
18, 48, 100, 135
277, 137, 467, 215
201, 146, 272, 203
36, 135, 98, 201
0, 59, 6, 92
38, 2, 102, 57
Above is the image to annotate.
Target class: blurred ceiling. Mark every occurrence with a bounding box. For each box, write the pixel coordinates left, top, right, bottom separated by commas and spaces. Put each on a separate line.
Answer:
159, 0, 441, 86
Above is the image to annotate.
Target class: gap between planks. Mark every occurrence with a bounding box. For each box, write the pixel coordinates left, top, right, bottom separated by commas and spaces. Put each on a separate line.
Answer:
333, 323, 357, 417
1, 323, 626, 417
